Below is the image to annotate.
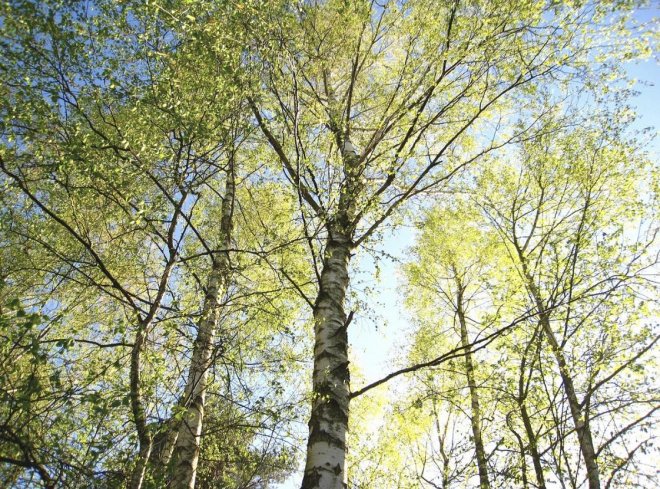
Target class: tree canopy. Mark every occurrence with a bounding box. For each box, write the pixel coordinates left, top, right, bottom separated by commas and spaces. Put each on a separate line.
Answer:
0, 1, 658, 488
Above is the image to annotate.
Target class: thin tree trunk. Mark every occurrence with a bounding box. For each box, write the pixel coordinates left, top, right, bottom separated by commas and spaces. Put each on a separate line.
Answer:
507, 416, 529, 489
129, 258, 179, 489
455, 283, 490, 489
518, 330, 547, 489
433, 400, 452, 489
128, 190, 185, 489
128, 327, 152, 489
147, 417, 178, 482
300, 230, 352, 489
518, 257, 600, 489
169, 161, 235, 489
542, 319, 600, 489
519, 402, 546, 489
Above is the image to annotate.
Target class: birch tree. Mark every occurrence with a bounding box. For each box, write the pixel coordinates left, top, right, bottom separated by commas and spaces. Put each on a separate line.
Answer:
1, 1, 657, 488
478, 125, 659, 488
248, 1, 647, 486
348, 122, 658, 488
403, 205, 505, 489
1, 1, 307, 487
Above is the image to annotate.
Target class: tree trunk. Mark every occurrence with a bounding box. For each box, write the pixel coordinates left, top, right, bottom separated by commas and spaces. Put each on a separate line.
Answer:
128, 327, 152, 489
542, 319, 600, 489
456, 284, 490, 489
433, 401, 451, 489
519, 402, 546, 489
147, 417, 178, 483
301, 230, 352, 489
507, 418, 529, 489
169, 162, 235, 489
518, 331, 547, 489
519, 258, 600, 489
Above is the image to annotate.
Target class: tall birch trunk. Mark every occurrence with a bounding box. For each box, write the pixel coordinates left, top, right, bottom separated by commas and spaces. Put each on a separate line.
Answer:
518, 256, 600, 489
301, 133, 359, 489
301, 230, 352, 489
128, 327, 152, 489
455, 283, 490, 489
169, 161, 235, 489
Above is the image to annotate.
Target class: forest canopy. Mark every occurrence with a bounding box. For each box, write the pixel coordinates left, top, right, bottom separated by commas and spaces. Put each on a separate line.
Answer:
0, 1, 658, 488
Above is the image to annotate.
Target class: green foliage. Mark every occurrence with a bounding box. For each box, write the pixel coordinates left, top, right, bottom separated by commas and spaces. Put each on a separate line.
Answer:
0, 0, 657, 488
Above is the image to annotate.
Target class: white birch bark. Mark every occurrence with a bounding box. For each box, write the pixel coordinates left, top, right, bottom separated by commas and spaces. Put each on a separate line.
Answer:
301, 232, 352, 489
169, 161, 235, 489
301, 138, 359, 489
